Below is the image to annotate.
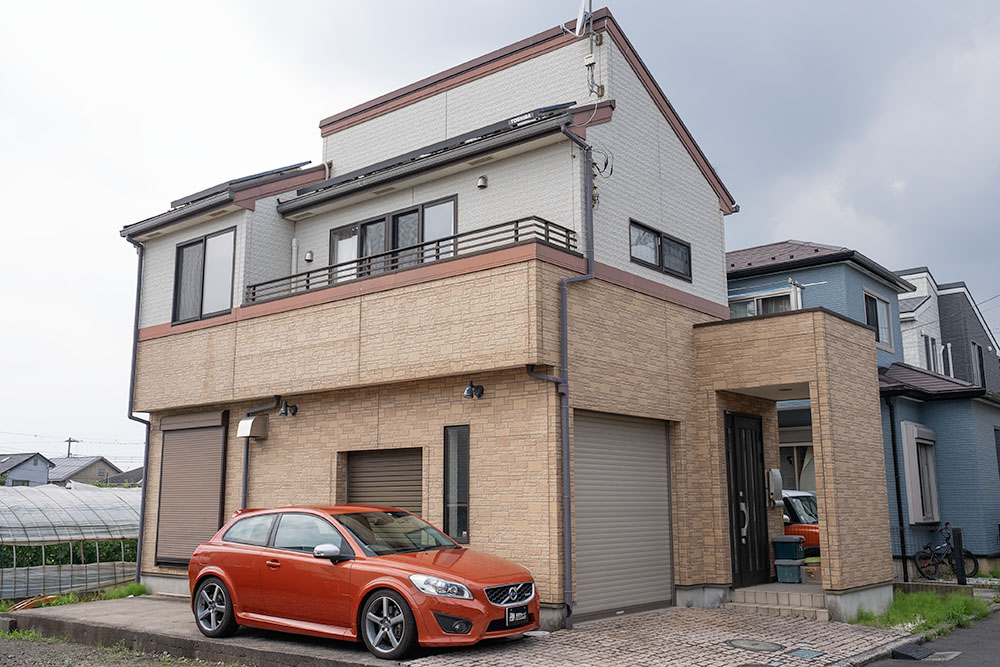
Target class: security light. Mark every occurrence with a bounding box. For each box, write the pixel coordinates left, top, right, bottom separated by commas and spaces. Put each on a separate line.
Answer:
463, 381, 484, 400
279, 401, 298, 416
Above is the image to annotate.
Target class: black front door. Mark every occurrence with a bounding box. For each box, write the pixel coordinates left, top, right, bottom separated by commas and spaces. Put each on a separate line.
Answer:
725, 412, 770, 588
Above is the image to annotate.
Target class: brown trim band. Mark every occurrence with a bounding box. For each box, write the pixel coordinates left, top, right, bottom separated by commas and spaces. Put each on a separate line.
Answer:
316, 9, 735, 214
693, 306, 877, 332
138, 243, 729, 341
232, 166, 327, 211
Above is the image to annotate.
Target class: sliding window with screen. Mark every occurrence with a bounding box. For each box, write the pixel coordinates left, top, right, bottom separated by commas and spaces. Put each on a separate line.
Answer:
329, 196, 457, 276
172, 228, 236, 324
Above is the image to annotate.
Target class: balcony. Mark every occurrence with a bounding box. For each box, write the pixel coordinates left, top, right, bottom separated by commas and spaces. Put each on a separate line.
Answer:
245, 216, 576, 304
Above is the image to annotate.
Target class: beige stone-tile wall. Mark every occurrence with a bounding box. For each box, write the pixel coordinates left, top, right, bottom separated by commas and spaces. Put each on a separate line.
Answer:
139, 367, 564, 601
135, 261, 560, 413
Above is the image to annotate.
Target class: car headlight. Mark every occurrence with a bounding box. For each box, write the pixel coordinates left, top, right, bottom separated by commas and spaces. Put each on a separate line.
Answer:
409, 574, 473, 599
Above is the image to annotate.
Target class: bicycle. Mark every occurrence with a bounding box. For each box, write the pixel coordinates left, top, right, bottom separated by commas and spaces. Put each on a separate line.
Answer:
912, 523, 979, 580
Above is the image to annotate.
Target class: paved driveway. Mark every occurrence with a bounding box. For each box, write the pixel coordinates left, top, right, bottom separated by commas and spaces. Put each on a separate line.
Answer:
6, 596, 911, 667
405, 607, 910, 667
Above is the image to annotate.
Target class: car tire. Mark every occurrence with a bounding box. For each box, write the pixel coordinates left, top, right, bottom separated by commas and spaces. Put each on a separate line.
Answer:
193, 576, 238, 638
360, 589, 417, 660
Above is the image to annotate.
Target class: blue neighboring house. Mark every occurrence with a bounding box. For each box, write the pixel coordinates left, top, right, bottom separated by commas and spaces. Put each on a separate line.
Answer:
727, 241, 1000, 575
0, 453, 55, 486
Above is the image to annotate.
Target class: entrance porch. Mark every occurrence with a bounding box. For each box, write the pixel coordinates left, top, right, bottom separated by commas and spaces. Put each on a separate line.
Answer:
679, 308, 895, 621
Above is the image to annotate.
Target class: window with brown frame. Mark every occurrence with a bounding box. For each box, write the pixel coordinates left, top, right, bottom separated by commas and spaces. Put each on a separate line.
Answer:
628, 220, 691, 281
328, 196, 457, 277
172, 227, 236, 324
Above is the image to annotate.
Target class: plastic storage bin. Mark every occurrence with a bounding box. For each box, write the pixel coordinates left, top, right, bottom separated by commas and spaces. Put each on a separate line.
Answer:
775, 558, 805, 583
773, 534, 805, 560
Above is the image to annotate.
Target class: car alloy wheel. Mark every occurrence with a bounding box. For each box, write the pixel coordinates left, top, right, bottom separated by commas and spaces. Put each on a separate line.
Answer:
362, 590, 416, 659
194, 577, 238, 638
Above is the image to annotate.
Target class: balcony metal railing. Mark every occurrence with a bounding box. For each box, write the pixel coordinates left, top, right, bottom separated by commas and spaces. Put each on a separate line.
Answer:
245, 216, 577, 304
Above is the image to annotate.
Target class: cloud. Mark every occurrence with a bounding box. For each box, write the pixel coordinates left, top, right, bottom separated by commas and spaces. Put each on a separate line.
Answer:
759, 16, 1000, 278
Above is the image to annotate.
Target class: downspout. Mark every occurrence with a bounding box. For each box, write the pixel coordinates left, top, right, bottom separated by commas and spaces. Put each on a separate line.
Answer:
883, 395, 908, 581
291, 238, 299, 275
548, 129, 595, 629
241, 396, 281, 510
125, 238, 151, 584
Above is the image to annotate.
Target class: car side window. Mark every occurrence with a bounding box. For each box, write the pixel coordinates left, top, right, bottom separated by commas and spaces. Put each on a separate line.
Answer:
272, 513, 346, 553
222, 515, 275, 546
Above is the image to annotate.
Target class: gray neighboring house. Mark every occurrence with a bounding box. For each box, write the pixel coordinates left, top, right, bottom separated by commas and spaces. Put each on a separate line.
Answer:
0, 453, 55, 486
48, 456, 123, 486
106, 467, 144, 486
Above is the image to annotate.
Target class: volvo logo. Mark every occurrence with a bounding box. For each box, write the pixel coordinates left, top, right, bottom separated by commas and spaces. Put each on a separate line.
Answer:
508, 587, 519, 601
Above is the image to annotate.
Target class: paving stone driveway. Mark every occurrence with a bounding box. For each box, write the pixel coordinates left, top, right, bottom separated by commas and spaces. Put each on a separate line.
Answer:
406, 607, 910, 667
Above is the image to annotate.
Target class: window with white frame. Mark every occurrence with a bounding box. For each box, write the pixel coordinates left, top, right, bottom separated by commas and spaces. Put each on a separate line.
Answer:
901, 421, 939, 524
729, 288, 799, 319
864, 291, 893, 351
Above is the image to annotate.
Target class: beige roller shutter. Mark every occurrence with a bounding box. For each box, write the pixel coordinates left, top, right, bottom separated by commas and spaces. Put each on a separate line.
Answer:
347, 448, 422, 516
155, 424, 227, 564
573, 410, 672, 619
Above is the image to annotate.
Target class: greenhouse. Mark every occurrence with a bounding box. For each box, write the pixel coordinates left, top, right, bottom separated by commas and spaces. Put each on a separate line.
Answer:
0, 482, 141, 599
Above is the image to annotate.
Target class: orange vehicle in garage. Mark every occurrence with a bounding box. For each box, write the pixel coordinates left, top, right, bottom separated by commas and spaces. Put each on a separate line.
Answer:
188, 504, 539, 660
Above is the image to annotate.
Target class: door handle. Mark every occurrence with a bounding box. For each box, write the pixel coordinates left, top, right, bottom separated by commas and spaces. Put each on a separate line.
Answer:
739, 501, 749, 539
265, 559, 281, 569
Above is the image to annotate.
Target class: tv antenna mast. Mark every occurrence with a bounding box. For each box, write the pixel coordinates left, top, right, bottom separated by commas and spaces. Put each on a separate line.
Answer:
564, 0, 604, 97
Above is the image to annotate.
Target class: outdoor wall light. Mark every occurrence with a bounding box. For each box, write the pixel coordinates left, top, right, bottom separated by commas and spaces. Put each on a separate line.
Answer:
476, 175, 488, 190
279, 401, 298, 416
304, 250, 314, 263
463, 381, 484, 400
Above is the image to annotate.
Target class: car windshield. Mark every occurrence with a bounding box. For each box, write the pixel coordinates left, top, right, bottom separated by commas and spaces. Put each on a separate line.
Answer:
334, 511, 458, 556
786, 495, 819, 524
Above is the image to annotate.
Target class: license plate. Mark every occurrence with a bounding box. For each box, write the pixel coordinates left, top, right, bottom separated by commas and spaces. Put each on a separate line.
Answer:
506, 605, 529, 627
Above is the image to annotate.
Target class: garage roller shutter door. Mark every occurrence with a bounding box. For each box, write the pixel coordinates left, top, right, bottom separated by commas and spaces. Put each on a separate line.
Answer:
347, 448, 422, 516
155, 425, 226, 564
574, 410, 672, 618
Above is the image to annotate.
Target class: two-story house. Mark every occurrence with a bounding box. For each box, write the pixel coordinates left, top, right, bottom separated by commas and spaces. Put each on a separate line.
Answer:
0, 453, 54, 487
122, 9, 895, 626
728, 242, 1000, 575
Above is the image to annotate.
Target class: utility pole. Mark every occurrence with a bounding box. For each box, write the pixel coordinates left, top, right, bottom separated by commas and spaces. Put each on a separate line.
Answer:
65, 437, 79, 457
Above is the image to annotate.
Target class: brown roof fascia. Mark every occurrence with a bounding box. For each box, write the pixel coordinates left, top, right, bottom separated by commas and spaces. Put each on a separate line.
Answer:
316, 9, 736, 214
596, 15, 736, 214
232, 165, 327, 211
318, 13, 596, 135
566, 100, 616, 140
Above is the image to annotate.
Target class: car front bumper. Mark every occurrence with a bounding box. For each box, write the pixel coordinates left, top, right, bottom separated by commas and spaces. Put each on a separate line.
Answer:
414, 591, 541, 647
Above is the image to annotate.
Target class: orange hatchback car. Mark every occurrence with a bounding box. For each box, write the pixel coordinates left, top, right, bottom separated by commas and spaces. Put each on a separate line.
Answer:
187, 504, 539, 660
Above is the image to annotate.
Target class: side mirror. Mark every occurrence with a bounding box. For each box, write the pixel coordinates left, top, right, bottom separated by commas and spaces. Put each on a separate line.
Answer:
313, 543, 342, 561
783, 514, 790, 524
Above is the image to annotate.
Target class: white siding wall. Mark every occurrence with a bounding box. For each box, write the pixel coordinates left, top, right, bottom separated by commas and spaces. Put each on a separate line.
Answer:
899, 273, 942, 371
244, 194, 297, 287
293, 141, 581, 271
584, 39, 727, 306
139, 211, 247, 328
322, 38, 604, 175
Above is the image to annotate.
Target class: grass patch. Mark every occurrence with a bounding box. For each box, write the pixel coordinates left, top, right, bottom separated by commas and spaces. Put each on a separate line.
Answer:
851, 591, 990, 633
104, 638, 142, 659
0, 582, 150, 611
0, 628, 67, 643
988, 566, 1000, 579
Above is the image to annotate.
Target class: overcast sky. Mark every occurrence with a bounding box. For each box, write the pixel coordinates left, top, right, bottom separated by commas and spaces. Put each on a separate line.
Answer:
1, 1, 998, 469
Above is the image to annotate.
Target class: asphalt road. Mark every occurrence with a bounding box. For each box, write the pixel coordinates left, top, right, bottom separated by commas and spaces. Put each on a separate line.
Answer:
870, 610, 1000, 666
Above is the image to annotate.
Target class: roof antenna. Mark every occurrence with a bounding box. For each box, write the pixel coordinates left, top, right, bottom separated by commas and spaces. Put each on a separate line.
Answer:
563, 1, 605, 98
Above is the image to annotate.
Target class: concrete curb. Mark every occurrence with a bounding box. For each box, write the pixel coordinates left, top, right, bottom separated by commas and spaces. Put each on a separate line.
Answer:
2, 607, 390, 667
824, 635, 925, 667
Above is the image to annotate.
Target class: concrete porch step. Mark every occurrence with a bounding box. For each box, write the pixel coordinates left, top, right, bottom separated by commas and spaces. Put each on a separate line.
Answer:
724, 601, 830, 622
732, 586, 826, 609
